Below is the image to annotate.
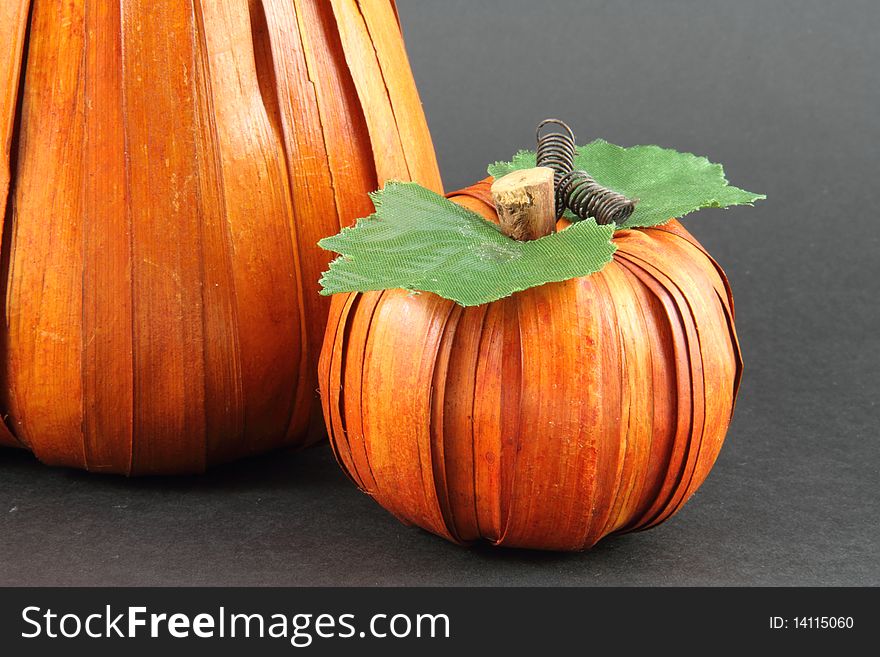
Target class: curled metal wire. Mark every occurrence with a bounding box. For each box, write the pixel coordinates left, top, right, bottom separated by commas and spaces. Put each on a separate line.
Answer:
557, 169, 636, 226
535, 119, 576, 218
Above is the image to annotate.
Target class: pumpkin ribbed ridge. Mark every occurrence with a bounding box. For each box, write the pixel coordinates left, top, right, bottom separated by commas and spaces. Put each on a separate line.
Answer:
319, 180, 741, 550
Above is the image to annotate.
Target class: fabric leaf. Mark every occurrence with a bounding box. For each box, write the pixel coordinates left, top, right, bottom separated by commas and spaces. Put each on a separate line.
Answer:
319, 182, 616, 306
488, 140, 764, 227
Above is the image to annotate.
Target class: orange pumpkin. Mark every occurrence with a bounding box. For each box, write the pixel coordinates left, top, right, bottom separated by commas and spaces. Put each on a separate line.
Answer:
0, 0, 441, 474
319, 179, 742, 550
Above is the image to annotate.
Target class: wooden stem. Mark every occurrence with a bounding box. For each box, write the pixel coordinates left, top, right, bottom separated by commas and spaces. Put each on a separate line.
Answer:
490, 167, 556, 241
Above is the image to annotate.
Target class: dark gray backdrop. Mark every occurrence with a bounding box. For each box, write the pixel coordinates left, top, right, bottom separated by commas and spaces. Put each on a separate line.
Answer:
1, 0, 877, 585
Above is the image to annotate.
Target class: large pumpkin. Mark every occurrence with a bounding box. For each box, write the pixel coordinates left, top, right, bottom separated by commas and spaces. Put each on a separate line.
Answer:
0, 0, 441, 474
319, 179, 742, 550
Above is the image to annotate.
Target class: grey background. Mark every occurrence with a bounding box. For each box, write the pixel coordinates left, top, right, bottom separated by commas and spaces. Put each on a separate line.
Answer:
1, 0, 877, 585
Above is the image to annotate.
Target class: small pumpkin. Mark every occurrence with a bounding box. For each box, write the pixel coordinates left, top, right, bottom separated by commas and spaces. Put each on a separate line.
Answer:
0, 0, 440, 473
319, 176, 743, 550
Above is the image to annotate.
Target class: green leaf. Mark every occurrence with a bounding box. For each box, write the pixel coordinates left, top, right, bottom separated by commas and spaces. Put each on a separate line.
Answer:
488, 140, 764, 227
319, 182, 616, 306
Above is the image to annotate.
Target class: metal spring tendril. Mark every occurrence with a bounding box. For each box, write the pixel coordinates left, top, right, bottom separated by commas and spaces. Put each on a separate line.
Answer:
535, 118, 637, 226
